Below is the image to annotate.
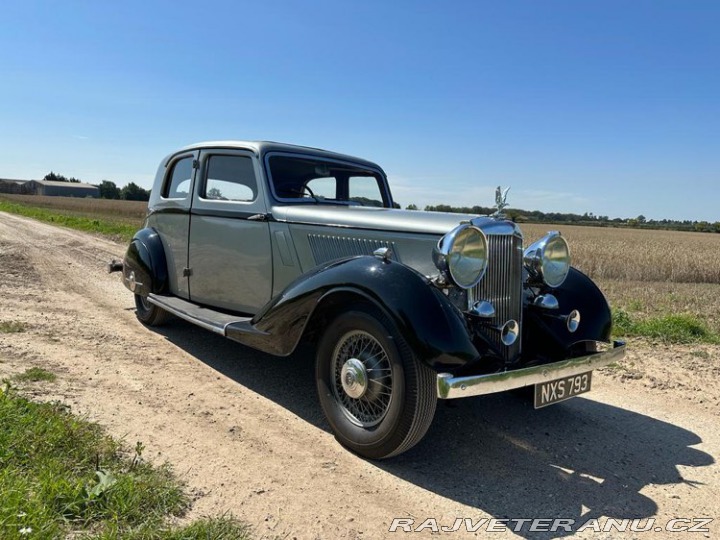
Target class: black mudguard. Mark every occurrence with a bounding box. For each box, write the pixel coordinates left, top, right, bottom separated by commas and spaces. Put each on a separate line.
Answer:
226, 256, 480, 371
122, 228, 168, 297
521, 267, 612, 361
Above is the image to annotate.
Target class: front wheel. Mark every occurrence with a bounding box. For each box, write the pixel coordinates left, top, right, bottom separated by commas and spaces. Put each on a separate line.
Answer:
316, 309, 437, 459
134, 294, 170, 326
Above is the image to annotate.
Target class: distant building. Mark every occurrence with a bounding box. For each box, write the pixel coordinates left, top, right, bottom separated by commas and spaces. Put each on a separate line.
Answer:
0, 178, 29, 194
25, 180, 99, 198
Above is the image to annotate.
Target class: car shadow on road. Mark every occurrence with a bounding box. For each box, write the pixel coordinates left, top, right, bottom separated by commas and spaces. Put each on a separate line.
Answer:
155, 319, 714, 539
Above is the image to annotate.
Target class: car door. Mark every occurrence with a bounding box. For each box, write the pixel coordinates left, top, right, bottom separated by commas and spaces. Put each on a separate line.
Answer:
187, 149, 272, 313
150, 151, 198, 299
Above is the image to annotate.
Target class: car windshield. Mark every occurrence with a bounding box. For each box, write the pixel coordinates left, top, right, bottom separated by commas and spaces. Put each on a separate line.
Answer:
267, 155, 390, 207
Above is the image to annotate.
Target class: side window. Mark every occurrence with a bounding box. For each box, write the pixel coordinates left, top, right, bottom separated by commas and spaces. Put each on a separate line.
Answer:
305, 177, 337, 199
162, 157, 193, 199
349, 176, 384, 207
203, 155, 257, 202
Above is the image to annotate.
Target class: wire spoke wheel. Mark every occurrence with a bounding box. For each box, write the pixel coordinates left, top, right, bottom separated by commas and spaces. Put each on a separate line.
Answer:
331, 330, 393, 427
316, 308, 437, 459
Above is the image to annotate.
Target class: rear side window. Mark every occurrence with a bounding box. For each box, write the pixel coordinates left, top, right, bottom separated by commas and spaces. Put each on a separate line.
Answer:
162, 157, 193, 199
203, 155, 257, 202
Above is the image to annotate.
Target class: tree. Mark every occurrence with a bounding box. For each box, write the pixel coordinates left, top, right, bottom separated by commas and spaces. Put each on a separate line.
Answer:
98, 180, 121, 199
206, 187, 223, 199
121, 182, 151, 201
44, 171, 80, 183
406, 203, 418, 210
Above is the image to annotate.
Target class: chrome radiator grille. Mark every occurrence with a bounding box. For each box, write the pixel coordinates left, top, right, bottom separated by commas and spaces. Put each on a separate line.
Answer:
308, 234, 396, 266
472, 233, 524, 362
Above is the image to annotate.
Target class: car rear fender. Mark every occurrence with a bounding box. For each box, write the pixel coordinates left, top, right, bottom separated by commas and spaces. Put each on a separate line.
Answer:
122, 228, 169, 297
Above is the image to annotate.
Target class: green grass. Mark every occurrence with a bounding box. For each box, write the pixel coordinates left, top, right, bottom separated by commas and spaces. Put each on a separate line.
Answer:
12, 367, 57, 383
0, 321, 26, 333
0, 385, 252, 540
0, 200, 137, 243
613, 309, 720, 344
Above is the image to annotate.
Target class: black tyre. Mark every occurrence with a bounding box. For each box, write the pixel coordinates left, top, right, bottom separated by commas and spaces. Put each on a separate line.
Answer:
316, 308, 437, 459
134, 294, 170, 326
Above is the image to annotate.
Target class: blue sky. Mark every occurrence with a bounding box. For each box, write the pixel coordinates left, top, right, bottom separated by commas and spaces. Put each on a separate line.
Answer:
1, 1, 718, 221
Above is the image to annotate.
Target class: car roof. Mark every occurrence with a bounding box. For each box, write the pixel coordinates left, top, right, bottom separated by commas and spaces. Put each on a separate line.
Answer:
166, 140, 383, 171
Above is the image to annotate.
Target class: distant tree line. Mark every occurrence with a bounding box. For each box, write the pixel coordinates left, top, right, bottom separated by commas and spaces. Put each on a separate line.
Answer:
409, 203, 720, 234
97, 180, 150, 201
41, 172, 151, 201
44, 171, 81, 183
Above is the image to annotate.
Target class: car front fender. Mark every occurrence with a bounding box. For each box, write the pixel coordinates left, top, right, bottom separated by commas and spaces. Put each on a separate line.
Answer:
226, 256, 480, 371
521, 267, 613, 360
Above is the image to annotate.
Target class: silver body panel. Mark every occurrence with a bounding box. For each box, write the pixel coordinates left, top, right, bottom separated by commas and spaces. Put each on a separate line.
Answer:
273, 205, 476, 235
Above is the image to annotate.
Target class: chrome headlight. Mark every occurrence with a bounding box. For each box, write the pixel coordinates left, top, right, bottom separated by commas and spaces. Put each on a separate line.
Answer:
523, 231, 570, 288
433, 224, 489, 289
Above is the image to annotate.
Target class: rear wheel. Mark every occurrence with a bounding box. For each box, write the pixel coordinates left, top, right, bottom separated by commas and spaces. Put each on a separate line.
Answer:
316, 308, 436, 459
134, 294, 170, 326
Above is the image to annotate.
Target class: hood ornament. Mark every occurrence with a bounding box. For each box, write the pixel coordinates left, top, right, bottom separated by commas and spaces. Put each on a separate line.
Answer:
491, 186, 510, 218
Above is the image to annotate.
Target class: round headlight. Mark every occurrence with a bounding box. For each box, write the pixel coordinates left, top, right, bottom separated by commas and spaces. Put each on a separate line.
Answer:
433, 224, 489, 289
523, 231, 570, 288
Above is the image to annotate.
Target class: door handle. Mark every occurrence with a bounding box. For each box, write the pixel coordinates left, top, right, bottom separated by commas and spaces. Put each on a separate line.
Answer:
247, 213, 268, 222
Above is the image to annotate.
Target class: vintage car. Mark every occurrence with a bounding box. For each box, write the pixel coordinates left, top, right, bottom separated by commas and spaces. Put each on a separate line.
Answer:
109, 140, 625, 459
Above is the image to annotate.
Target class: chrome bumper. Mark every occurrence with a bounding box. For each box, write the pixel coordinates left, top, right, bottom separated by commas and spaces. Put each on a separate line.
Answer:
437, 340, 626, 399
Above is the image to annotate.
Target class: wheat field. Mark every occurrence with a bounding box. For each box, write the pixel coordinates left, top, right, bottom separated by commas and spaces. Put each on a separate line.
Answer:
522, 223, 720, 284
523, 224, 720, 332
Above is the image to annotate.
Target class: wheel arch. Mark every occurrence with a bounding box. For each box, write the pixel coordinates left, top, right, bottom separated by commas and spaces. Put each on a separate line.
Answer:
302, 288, 385, 346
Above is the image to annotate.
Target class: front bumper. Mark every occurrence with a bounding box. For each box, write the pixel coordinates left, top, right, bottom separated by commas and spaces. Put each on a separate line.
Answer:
437, 340, 626, 399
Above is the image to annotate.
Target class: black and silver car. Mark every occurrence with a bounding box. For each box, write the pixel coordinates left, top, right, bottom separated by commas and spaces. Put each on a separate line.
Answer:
110, 140, 625, 459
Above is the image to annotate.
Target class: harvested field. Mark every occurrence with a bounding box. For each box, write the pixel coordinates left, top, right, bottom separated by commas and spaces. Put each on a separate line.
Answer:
0, 194, 147, 222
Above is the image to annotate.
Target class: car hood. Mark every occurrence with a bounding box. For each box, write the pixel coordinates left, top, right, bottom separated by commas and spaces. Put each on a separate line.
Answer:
272, 205, 480, 235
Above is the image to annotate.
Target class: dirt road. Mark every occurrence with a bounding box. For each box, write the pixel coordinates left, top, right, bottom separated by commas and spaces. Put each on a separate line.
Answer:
0, 211, 718, 539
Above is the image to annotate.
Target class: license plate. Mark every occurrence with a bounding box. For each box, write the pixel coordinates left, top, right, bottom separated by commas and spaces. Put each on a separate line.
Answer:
534, 372, 592, 409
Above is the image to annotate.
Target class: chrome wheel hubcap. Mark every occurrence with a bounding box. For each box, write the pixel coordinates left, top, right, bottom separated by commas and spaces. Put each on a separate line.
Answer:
331, 330, 393, 427
341, 358, 368, 399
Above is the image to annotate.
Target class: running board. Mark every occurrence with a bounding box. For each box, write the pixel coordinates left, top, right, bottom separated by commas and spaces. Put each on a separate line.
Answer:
147, 294, 254, 336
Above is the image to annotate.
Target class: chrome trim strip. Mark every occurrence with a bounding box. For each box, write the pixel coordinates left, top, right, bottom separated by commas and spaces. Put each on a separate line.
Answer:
437, 341, 626, 399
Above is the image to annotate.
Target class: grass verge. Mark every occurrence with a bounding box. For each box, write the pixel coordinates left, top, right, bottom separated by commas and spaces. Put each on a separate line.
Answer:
0, 384, 251, 540
0, 200, 138, 243
613, 309, 720, 344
